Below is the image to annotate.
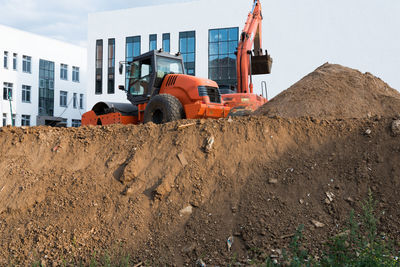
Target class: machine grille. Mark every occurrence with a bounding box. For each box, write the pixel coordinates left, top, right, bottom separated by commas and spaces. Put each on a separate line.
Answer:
166, 75, 178, 86
198, 86, 221, 103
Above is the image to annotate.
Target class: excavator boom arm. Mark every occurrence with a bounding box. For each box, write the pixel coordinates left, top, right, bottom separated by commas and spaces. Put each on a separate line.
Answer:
236, 0, 271, 94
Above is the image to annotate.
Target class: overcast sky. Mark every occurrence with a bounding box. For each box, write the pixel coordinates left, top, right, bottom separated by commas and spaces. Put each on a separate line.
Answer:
0, 0, 191, 47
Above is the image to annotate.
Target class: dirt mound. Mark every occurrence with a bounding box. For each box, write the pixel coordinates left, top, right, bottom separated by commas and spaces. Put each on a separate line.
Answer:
1, 117, 400, 265
256, 63, 400, 119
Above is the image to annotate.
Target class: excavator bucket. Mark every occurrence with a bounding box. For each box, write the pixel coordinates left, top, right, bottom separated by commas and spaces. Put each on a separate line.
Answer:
251, 54, 273, 75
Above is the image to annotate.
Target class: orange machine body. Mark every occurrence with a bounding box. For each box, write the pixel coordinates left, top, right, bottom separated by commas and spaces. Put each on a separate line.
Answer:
82, 73, 230, 126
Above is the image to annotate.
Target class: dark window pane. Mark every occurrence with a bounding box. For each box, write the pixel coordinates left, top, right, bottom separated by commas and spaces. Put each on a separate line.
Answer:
209, 67, 218, 80
209, 55, 218, 67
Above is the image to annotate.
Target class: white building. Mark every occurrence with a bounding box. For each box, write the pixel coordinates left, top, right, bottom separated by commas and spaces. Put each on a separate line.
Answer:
87, 0, 400, 110
0, 24, 87, 127
87, 0, 258, 109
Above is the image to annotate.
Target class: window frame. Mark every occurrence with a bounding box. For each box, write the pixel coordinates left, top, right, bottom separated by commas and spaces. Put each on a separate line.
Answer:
4, 51, 8, 69
179, 31, 196, 76
208, 27, 239, 88
3, 82, 13, 100
21, 114, 31, 126
13, 53, 17, 70
22, 55, 32, 73
95, 39, 103, 94
22, 85, 31, 103
162, 33, 170, 53
79, 94, 84, 109
107, 38, 115, 94
72, 66, 80, 82
149, 34, 157, 51
60, 63, 68, 80
60, 91, 68, 107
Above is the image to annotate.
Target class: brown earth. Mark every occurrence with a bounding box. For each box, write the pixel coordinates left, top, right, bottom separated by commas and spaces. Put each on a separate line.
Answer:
1, 116, 400, 266
1, 64, 400, 266
255, 63, 400, 119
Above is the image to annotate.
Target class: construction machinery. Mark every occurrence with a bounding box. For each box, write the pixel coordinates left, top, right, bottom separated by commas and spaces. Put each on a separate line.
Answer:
82, 50, 230, 125
221, 0, 273, 115
82, 0, 272, 126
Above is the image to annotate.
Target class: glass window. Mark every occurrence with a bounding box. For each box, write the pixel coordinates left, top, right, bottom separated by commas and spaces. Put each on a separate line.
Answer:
127, 57, 152, 96
22, 85, 31, 103
73, 93, 77, 109
179, 31, 196, 75
208, 27, 238, 88
95, 39, 103, 94
71, 119, 81, 127
4, 51, 8, 69
3, 82, 13, 100
60, 91, 68, 107
156, 56, 183, 74
108, 38, 115, 94
79, 94, 84, 109
72, 66, 80, 82
12, 114, 16, 126
149, 34, 157, 51
22, 55, 32, 73
162, 33, 170, 53
60, 64, 68, 80
2, 113, 6, 126
21, 115, 30, 126
39, 59, 55, 116
13, 53, 17, 70
126, 36, 141, 89
3, 83, 11, 100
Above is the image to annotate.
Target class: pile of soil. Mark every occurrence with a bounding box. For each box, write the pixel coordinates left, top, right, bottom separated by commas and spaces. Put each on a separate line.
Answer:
0, 116, 400, 265
255, 63, 400, 119
1, 64, 400, 265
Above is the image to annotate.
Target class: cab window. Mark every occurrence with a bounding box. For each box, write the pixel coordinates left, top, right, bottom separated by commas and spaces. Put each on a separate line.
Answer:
127, 58, 152, 96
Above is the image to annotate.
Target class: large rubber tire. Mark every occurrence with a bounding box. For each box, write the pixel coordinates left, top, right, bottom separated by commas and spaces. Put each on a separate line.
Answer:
143, 94, 185, 124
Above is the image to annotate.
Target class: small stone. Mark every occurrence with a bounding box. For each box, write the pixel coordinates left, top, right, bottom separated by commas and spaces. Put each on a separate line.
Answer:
204, 135, 215, 153
311, 219, 325, 228
365, 129, 372, 135
392, 120, 400, 136
325, 192, 335, 202
299, 199, 304, 204
179, 205, 193, 216
268, 178, 278, 184
177, 152, 188, 167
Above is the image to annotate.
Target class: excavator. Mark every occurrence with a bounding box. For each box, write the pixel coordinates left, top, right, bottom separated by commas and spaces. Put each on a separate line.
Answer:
82, 0, 271, 126
221, 0, 272, 115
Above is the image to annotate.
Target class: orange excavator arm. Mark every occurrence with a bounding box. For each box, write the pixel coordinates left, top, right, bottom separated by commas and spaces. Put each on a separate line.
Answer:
236, 0, 272, 94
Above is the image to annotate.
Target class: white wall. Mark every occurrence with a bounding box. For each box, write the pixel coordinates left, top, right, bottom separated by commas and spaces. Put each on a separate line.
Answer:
0, 24, 87, 127
87, 0, 400, 109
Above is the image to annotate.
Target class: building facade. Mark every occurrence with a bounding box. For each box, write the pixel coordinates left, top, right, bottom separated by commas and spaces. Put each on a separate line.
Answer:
0, 24, 87, 127
87, 0, 265, 109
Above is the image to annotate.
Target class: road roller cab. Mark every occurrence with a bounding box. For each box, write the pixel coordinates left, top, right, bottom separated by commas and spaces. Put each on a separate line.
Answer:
82, 50, 230, 125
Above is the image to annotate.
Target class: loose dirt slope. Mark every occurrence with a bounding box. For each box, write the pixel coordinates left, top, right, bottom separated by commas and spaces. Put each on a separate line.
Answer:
256, 63, 400, 119
0, 116, 400, 265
